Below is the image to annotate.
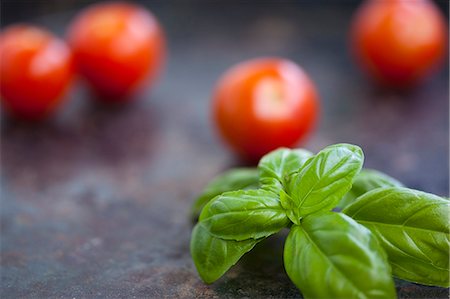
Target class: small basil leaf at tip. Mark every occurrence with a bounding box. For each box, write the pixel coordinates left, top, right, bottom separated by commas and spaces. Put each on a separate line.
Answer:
280, 189, 300, 225
258, 147, 313, 194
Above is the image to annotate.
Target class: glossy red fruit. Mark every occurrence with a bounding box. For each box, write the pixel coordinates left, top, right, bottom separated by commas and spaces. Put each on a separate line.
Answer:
212, 58, 319, 161
351, 0, 447, 87
67, 2, 165, 100
0, 25, 74, 120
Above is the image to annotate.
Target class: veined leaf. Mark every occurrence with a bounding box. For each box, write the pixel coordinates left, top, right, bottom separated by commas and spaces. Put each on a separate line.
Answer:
343, 187, 450, 287
284, 212, 396, 299
287, 143, 364, 221
337, 168, 403, 209
190, 222, 261, 283
199, 189, 290, 241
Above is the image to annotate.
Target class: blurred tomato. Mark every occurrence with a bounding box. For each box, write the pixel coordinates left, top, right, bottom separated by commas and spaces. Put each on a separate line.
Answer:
351, 0, 447, 87
67, 2, 165, 100
0, 25, 73, 120
212, 58, 319, 161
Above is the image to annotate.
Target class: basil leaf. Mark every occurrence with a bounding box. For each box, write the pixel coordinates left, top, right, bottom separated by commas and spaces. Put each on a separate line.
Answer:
199, 189, 290, 241
343, 187, 450, 287
258, 148, 313, 193
284, 212, 396, 299
287, 143, 364, 222
337, 169, 403, 209
190, 222, 261, 283
191, 168, 259, 221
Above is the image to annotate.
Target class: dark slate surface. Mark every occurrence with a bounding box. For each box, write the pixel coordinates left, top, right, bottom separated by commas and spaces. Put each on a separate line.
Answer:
1, 2, 449, 298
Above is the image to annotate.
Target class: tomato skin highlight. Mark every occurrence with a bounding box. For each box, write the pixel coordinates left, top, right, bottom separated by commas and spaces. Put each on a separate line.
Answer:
351, 0, 447, 87
212, 58, 319, 161
67, 2, 165, 100
0, 25, 74, 120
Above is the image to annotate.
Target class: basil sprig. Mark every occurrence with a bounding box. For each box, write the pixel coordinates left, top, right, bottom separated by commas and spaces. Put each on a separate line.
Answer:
190, 143, 450, 298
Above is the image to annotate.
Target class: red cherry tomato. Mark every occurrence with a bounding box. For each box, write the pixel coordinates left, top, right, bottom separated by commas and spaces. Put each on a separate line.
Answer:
212, 58, 319, 161
67, 2, 165, 100
351, 0, 447, 87
0, 25, 73, 120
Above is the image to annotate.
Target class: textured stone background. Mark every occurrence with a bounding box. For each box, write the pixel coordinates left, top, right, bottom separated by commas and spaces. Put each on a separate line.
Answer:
1, 1, 449, 298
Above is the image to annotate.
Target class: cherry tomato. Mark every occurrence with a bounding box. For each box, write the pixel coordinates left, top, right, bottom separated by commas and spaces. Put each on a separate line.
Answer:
0, 25, 73, 120
212, 58, 319, 161
351, 0, 447, 87
67, 2, 165, 100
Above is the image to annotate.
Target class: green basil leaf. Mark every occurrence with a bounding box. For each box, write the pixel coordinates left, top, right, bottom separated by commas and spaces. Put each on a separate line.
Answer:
287, 143, 364, 221
284, 212, 396, 299
190, 222, 261, 283
191, 168, 259, 221
199, 189, 290, 241
337, 169, 403, 209
258, 148, 313, 193
343, 187, 450, 287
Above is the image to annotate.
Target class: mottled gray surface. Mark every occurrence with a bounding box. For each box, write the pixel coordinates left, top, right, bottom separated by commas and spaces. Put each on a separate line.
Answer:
1, 2, 449, 298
